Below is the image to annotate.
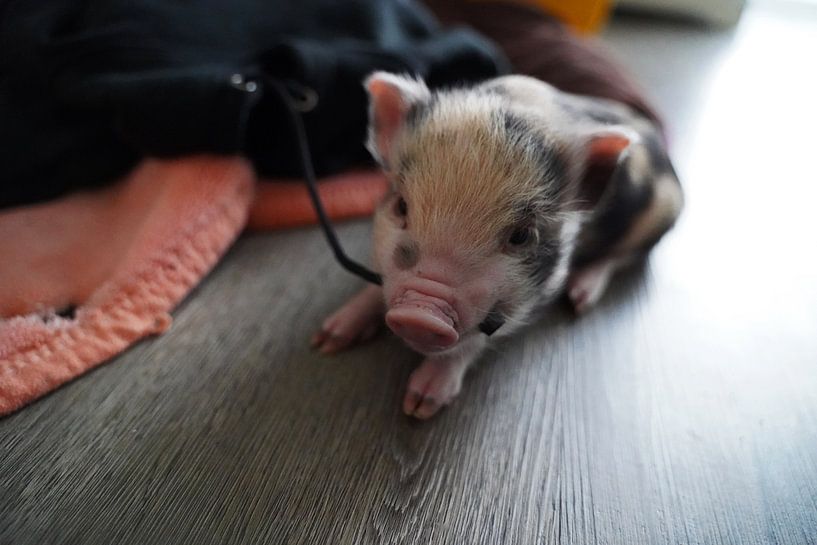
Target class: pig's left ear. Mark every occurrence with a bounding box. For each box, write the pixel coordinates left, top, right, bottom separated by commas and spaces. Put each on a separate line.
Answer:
570, 127, 637, 211
364, 72, 430, 170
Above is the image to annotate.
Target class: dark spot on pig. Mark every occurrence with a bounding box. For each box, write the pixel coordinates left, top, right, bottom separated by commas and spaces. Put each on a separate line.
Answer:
525, 236, 560, 286
405, 103, 425, 130
643, 131, 677, 177
478, 305, 506, 335
502, 110, 529, 141
572, 164, 654, 268
405, 95, 436, 130
546, 148, 570, 195
394, 241, 420, 270
501, 110, 564, 189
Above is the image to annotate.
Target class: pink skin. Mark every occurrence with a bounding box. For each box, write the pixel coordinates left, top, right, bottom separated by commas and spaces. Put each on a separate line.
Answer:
382, 259, 500, 418
382, 270, 462, 354
380, 253, 507, 346
376, 235, 507, 342
385, 295, 459, 353
311, 285, 384, 354
400, 336, 485, 419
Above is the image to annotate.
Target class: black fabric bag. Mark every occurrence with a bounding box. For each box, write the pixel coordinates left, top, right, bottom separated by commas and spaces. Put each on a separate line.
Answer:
0, 0, 507, 208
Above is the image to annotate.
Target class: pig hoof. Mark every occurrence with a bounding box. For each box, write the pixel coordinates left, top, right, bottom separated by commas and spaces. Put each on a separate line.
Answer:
403, 391, 442, 420
402, 359, 464, 419
311, 321, 379, 354
567, 285, 595, 315
567, 260, 615, 314
311, 286, 384, 354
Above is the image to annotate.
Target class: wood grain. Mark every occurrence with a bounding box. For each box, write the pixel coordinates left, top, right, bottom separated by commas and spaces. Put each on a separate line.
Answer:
3, 6, 817, 544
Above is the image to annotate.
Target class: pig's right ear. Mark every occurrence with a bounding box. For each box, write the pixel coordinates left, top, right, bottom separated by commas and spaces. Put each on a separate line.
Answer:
364, 72, 430, 170
569, 126, 638, 211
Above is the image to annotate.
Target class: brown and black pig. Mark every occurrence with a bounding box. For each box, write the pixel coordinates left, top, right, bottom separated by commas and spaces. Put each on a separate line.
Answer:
312, 72, 683, 419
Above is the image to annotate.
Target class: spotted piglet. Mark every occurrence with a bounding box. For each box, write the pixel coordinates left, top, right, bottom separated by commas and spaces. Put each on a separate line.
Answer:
312, 73, 683, 419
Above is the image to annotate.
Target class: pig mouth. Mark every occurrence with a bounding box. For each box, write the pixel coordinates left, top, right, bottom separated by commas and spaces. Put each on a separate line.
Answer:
386, 290, 460, 352
392, 290, 458, 329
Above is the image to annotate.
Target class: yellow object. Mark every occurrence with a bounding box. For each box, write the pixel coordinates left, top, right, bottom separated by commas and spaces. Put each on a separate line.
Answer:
508, 0, 613, 33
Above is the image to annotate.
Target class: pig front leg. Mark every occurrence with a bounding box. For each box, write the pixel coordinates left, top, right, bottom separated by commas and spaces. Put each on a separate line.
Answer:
311, 284, 385, 354
403, 336, 487, 419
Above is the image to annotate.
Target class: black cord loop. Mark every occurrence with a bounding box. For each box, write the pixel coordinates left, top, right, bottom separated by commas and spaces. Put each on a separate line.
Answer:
267, 77, 382, 286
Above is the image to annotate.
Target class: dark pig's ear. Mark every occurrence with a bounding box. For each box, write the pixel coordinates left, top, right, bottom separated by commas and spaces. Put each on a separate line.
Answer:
571, 127, 635, 211
364, 72, 430, 170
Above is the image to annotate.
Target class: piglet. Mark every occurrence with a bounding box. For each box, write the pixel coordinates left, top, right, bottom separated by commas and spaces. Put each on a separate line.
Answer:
312, 73, 683, 419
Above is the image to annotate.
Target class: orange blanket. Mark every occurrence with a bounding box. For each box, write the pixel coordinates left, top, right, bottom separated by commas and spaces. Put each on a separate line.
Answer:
0, 156, 386, 416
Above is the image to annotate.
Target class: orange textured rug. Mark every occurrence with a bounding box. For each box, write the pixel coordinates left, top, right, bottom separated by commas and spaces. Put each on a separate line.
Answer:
0, 156, 386, 416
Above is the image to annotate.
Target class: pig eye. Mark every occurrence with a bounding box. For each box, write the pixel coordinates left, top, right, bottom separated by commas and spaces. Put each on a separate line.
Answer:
508, 226, 532, 246
395, 196, 408, 217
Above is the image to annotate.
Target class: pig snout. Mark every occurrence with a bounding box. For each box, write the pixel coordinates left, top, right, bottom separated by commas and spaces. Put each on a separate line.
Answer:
386, 289, 459, 352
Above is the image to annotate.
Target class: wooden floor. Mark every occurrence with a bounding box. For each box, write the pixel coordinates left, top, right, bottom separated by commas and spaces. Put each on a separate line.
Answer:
3, 4, 817, 544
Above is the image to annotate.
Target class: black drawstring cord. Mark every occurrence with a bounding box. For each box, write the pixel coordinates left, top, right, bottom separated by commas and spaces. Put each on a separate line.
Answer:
267, 77, 382, 286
